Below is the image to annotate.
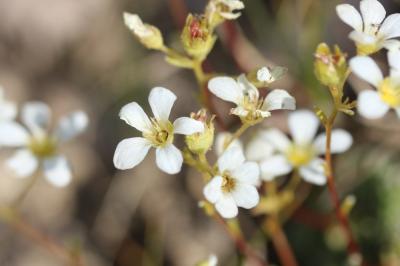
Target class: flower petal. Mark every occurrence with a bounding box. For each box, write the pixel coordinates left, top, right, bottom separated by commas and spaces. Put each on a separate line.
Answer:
43, 156, 72, 187
349, 56, 383, 87
6, 149, 38, 178
173, 117, 204, 135
263, 89, 296, 111
262, 128, 290, 153
349, 30, 377, 45
217, 146, 245, 173
55, 111, 88, 141
215, 195, 238, 219
313, 129, 353, 155
0, 88, 17, 121
360, 0, 386, 30
22, 102, 51, 135
232, 184, 259, 209
113, 137, 152, 170
215, 132, 243, 156
379, 13, 400, 39
208, 77, 243, 104
336, 4, 363, 32
357, 90, 390, 119
245, 131, 274, 162
148, 87, 177, 122
288, 110, 319, 145
237, 74, 259, 102
260, 155, 293, 181
119, 102, 152, 133
155, 144, 183, 174
299, 158, 327, 185
0, 121, 29, 147
203, 176, 223, 204
232, 162, 260, 186
388, 49, 400, 81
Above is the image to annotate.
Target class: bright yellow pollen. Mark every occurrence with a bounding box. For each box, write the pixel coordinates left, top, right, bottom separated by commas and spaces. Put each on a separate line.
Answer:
143, 118, 174, 147
221, 172, 236, 193
286, 144, 315, 167
28, 136, 57, 158
378, 78, 400, 108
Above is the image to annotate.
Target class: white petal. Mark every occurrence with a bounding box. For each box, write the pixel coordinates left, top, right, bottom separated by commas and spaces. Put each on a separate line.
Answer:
382, 39, 400, 51
232, 162, 260, 186
360, 0, 386, 30
55, 111, 88, 141
113, 137, 152, 170
215, 132, 243, 156
349, 56, 383, 87
208, 77, 243, 104
313, 129, 353, 155
6, 149, 38, 178
262, 128, 291, 153
237, 74, 259, 102
257, 67, 272, 82
388, 49, 400, 75
155, 144, 183, 174
173, 117, 204, 135
0, 122, 29, 147
357, 90, 390, 119
232, 184, 259, 209
288, 110, 319, 145
260, 155, 293, 181
119, 102, 152, 133
245, 131, 274, 161
379, 13, 400, 39
299, 158, 327, 185
123, 12, 152, 37
231, 106, 250, 117
0, 95, 17, 121
263, 89, 296, 111
43, 156, 72, 187
148, 87, 176, 122
349, 30, 377, 44
215, 195, 238, 219
336, 4, 363, 32
217, 146, 245, 173
22, 102, 51, 135
203, 176, 223, 203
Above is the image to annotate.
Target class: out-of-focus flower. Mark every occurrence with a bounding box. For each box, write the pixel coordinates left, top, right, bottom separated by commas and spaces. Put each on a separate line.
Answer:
0, 102, 88, 187
0, 86, 17, 121
336, 0, 400, 55
123, 12, 164, 50
208, 75, 295, 124
214, 132, 242, 156
203, 146, 260, 218
247, 110, 352, 185
113, 87, 204, 174
197, 254, 218, 266
350, 50, 400, 119
206, 0, 245, 27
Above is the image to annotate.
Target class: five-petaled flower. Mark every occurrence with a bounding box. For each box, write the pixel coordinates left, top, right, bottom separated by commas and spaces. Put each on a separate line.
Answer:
0, 86, 17, 122
336, 0, 400, 55
0, 102, 88, 187
246, 110, 353, 185
203, 145, 260, 218
113, 87, 204, 174
208, 74, 295, 124
350, 49, 400, 119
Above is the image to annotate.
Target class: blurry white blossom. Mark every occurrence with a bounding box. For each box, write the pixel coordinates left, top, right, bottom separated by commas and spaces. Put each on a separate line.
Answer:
350, 49, 400, 119
0, 86, 17, 121
0, 102, 88, 187
203, 146, 260, 218
246, 110, 353, 185
113, 87, 204, 174
336, 0, 400, 54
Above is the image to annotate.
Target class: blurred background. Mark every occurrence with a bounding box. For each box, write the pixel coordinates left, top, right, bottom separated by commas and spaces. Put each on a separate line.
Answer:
1, 0, 400, 265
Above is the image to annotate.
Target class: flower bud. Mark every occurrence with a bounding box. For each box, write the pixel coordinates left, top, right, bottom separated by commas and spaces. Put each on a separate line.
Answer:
181, 14, 216, 60
185, 109, 215, 154
123, 12, 164, 50
206, 0, 245, 28
314, 43, 348, 88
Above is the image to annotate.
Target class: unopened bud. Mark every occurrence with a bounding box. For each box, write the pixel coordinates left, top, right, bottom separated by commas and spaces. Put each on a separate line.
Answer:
185, 109, 215, 154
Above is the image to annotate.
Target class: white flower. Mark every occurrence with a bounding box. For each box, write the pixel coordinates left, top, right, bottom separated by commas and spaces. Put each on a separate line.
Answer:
203, 146, 260, 218
123, 12, 153, 38
350, 50, 400, 119
246, 110, 353, 185
0, 102, 88, 187
0, 86, 17, 121
113, 87, 204, 174
214, 132, 242, 156
208, 75, 295, 122
207, 0, 245, 21
257, 67, 273, 82
336, 0, 400, 55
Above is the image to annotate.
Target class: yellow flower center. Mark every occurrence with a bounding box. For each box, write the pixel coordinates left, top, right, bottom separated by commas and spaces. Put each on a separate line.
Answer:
143, 118, 174, 147
28, 135, 57, 158
221, 171, 236, 193
356, 42, 380, 56
286, 144, 315, 167
378, 78, 400, 108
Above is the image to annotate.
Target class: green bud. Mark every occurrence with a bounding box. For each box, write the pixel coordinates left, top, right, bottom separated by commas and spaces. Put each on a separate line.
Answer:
185, 109, 215, 154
